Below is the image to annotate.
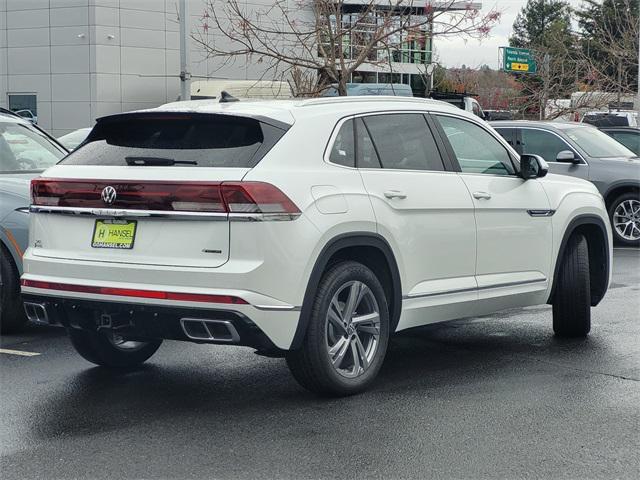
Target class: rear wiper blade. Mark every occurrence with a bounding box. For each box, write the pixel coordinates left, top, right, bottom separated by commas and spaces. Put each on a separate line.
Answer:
125, 156, 197, 166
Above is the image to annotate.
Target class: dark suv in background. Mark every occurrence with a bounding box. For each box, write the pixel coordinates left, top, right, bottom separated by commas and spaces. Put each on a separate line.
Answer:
492, 121, 640, 246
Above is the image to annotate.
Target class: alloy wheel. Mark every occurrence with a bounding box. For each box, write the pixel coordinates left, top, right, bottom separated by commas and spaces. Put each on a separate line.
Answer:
325, 280, 381, 378
613, 199, 640, 241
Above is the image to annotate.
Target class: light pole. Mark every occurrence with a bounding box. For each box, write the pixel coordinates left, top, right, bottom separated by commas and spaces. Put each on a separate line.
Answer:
179, 0, 191, 101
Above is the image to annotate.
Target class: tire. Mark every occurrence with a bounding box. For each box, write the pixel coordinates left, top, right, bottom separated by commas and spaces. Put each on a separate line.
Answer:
0, 246, 28, 334
608, 192, 640, 247
286, 260, 390, 396
68, 328, 162, 368
553, 234, 591, 338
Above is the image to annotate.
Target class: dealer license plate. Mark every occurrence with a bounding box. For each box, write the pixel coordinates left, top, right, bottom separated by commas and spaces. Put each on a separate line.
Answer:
91, 219, 137, 249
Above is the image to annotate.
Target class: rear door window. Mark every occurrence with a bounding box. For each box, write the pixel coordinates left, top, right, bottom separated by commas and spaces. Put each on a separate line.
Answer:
355, 118, 382, 169
362, 114, 445, 171
61, 114, 287, 168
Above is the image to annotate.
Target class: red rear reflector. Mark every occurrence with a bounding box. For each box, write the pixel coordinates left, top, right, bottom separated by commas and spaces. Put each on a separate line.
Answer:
21, 279, 248, 305
31, 179, 299, 214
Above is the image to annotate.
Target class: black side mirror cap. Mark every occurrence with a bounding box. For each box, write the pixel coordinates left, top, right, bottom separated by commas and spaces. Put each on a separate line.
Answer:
556, 150, 580, 163
520, 154, 549, 179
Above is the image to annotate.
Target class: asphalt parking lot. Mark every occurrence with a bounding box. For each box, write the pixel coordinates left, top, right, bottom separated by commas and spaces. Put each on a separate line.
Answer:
1, 248, 638, 479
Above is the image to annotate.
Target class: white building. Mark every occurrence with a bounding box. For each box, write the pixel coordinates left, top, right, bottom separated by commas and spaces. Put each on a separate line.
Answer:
1, 0, 477, 136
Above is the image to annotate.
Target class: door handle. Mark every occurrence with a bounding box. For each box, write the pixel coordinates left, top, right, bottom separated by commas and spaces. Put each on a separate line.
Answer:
384, 190, 407, 200
472, 191, 492, 200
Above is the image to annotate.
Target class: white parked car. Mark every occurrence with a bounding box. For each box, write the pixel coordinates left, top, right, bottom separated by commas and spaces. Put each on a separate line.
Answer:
57, 127, 92, 151
21, 97, 612, 395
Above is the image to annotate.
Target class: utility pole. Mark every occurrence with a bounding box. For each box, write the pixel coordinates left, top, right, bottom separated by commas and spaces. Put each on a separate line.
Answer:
179, 0, 191, 101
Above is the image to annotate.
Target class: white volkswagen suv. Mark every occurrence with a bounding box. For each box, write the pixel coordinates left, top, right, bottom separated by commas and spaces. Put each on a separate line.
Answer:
21, 97, 612, 395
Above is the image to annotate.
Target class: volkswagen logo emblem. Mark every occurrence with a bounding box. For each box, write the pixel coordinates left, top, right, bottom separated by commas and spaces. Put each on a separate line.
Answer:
101, 186, 117, 205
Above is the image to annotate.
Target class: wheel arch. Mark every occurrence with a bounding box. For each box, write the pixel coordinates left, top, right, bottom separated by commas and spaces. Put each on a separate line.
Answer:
603, 182, 640, 208
290, 232, 402, 350
0, 227, 24, 276
548, 214, 610, 307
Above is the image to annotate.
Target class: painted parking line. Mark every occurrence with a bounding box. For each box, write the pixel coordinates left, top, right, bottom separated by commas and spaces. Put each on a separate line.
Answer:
613, 247, 639, 251
0, 348, 41, 357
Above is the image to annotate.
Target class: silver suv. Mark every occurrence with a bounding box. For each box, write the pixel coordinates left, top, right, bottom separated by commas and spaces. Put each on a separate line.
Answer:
492, 121, 640, 246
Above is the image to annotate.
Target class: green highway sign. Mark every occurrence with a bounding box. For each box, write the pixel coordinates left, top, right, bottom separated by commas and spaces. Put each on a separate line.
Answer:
502, 47, 537, 74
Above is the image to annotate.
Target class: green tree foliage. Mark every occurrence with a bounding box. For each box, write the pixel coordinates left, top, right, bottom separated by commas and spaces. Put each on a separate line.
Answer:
510, 0, 572, 49
577, 0, 639, 94
509, 0, 578, 117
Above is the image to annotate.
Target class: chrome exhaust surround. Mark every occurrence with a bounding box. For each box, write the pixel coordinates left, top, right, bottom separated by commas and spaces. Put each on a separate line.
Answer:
24, 302, 59, 326
179, 318, 241, 343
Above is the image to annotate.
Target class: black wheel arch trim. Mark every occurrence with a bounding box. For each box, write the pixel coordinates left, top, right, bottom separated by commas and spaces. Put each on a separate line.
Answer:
290, 232, 402, 350
548, 214, 610, 307
603, 181, 640, 203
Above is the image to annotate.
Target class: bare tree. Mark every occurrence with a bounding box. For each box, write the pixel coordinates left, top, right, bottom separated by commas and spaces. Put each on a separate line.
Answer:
192, 1, 501, 96
577, 0, 639, 104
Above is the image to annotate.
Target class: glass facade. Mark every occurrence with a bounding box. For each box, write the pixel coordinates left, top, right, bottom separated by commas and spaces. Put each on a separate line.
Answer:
319, 11, 432, 66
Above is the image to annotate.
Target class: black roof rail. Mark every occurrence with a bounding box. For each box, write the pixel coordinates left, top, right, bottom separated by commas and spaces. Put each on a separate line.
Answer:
428, 90, 479, 99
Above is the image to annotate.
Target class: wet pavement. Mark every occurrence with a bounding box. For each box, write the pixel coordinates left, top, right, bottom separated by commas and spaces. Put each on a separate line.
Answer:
1, 248, 639, 479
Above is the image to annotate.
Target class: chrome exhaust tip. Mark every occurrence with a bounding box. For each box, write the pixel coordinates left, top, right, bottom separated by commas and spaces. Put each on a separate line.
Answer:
180, 318, 240, 343
24, 302, 58, 326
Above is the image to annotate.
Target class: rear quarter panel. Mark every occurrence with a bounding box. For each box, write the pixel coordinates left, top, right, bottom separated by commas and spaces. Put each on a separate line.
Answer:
587, 158, 640, 199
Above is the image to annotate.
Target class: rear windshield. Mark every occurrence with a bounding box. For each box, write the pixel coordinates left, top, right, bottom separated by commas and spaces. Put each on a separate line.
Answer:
61, 114, 286, 168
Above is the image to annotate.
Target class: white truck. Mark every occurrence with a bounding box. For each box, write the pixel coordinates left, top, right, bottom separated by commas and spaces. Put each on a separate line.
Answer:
429, 91, 486, 119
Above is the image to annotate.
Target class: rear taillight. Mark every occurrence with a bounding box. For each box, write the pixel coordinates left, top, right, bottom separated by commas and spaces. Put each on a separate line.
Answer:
221, 182, 300, 214
31, 179, 300, 215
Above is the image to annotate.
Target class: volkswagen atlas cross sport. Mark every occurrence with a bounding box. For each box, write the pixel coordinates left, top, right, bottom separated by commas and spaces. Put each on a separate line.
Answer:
21, 97, 612, 396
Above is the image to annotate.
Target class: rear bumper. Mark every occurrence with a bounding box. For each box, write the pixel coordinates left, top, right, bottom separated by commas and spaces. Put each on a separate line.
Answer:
22, 293, 286, 354
21, 276, 301, 350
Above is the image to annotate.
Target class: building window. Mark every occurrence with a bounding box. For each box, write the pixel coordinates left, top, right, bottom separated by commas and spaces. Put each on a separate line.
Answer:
8, 94, 38, 124
318, 10, 432, 66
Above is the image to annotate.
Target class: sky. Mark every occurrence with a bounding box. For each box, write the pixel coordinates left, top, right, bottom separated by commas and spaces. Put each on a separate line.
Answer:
436, 0, 584, 68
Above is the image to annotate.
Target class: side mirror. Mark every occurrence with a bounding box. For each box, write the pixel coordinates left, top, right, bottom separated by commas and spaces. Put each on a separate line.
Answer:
520, 154, 549, 179
556, 150, 580, 164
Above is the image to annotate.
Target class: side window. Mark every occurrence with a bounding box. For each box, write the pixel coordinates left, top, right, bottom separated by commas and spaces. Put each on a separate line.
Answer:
494, 128, 517, 150
435, 115, 515, 176
362, 114, 445, 171
609, 132, 640, 155
329, 119, 355, 167
355, 118, 381, 168
520, 128, 573, 163
472, 101, 481, 117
